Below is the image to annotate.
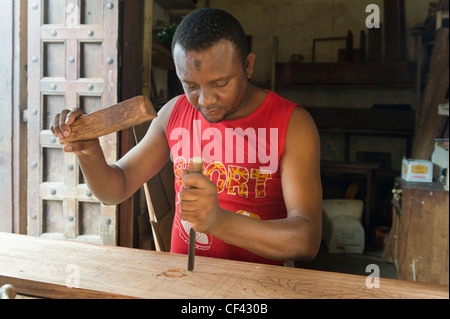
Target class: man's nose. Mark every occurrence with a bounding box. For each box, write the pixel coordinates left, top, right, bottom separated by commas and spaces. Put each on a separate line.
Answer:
198, 87, 217, 108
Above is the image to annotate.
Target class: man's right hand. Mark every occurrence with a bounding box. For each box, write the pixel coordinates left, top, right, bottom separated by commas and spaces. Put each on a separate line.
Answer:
49, 108, 101, 156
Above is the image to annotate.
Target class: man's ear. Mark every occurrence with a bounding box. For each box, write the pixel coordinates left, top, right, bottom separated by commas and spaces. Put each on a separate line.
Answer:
244, 53, 256, 79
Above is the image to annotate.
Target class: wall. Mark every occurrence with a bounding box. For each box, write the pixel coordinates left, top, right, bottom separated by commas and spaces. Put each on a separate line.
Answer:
200, 0, 430, 83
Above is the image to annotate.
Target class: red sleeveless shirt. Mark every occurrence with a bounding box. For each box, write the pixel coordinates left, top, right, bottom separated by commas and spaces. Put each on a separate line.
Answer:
166, 91, 298, 265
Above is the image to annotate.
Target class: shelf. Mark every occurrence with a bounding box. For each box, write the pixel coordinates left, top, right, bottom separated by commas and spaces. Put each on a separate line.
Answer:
305, 107, 415, 134
276, 62, 417, 87
274, 83, 416, 89
154, 0, 195, 10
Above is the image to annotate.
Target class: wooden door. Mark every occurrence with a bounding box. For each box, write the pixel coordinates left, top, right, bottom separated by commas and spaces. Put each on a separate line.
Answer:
27, 0, 119, 245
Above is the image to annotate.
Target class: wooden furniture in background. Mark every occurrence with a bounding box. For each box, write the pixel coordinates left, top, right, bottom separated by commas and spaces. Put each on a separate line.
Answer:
321, 161, 380, 235
0, 232, 448, 299
306, 107, 415, 161
387, 178, 449, 285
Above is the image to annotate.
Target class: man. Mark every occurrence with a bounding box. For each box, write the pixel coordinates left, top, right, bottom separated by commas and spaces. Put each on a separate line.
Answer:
50, 8, 322, 265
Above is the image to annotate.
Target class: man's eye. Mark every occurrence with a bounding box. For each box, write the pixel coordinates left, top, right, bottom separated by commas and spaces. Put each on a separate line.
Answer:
215, 81, 228, 87
184, 83, 197, 89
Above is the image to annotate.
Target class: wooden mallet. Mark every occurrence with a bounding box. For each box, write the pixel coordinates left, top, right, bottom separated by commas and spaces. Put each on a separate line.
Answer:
60, 95, 157, 144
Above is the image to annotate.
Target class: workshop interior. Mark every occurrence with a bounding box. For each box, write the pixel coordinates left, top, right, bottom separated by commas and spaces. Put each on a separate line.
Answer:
0, 0, 448, 299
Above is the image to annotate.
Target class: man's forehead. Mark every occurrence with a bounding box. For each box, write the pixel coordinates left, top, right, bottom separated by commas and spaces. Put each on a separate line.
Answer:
193, 59, 201, 69
173, 39, 237, 57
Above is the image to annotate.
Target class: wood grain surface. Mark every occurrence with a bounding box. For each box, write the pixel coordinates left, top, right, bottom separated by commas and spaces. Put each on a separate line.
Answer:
60, 95, 157, 144
0, 233, 448, 299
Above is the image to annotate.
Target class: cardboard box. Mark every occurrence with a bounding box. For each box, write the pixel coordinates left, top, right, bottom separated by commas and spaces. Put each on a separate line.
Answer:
401, 158, 433, 182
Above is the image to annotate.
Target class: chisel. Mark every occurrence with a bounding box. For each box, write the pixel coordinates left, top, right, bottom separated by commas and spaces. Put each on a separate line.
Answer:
187, 157, 203, 271
60, 95, 157, 144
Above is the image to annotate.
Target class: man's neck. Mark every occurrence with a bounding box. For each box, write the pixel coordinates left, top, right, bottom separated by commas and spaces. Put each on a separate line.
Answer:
225, 84, 267, 121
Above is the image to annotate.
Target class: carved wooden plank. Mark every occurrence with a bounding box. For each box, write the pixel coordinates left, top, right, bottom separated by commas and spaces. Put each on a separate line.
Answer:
0, 233, 448, 299
61, 96, 156, 143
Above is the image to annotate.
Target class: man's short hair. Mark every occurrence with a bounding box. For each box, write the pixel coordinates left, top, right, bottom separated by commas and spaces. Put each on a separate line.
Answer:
172, 8, 250, 66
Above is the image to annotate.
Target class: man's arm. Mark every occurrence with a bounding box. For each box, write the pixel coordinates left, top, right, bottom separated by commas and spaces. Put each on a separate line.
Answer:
50, 97, 177, 205
179, 106, 322, 261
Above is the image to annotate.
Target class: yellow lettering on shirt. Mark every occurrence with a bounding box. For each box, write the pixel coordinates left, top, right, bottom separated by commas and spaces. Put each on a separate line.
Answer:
250, 168, 272, 198
227, 165, 249, 198
204, 162, 228, 193
173, 157, 188, 188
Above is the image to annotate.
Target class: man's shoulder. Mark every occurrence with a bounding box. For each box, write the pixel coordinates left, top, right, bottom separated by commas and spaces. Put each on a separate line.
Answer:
286, 106, 319, 142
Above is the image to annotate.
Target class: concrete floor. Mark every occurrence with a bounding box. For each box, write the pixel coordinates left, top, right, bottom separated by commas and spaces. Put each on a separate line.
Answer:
294, 243, 398, 279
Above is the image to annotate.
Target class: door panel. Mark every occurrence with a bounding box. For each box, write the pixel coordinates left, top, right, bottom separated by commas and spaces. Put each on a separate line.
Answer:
27, 0, 118, 245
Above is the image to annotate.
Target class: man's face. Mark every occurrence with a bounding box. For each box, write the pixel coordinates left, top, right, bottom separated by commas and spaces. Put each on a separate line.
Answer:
173, 39, 254, 123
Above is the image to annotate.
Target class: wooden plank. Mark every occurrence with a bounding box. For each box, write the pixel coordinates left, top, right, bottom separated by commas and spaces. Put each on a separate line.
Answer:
144, 161, 175, 252
26, 0, 43, 238
0, 233, 448, 299
119, 0, 146, 248
384, 0, 406, 61
101, 0, 120, 246
142, 1, 153, 98
12, 0, 28, 235
412, 28, 449, 160
368, 24, 382, 62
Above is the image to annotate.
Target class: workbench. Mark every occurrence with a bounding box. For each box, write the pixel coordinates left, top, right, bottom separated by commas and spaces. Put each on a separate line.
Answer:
0, 232, 447, 299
